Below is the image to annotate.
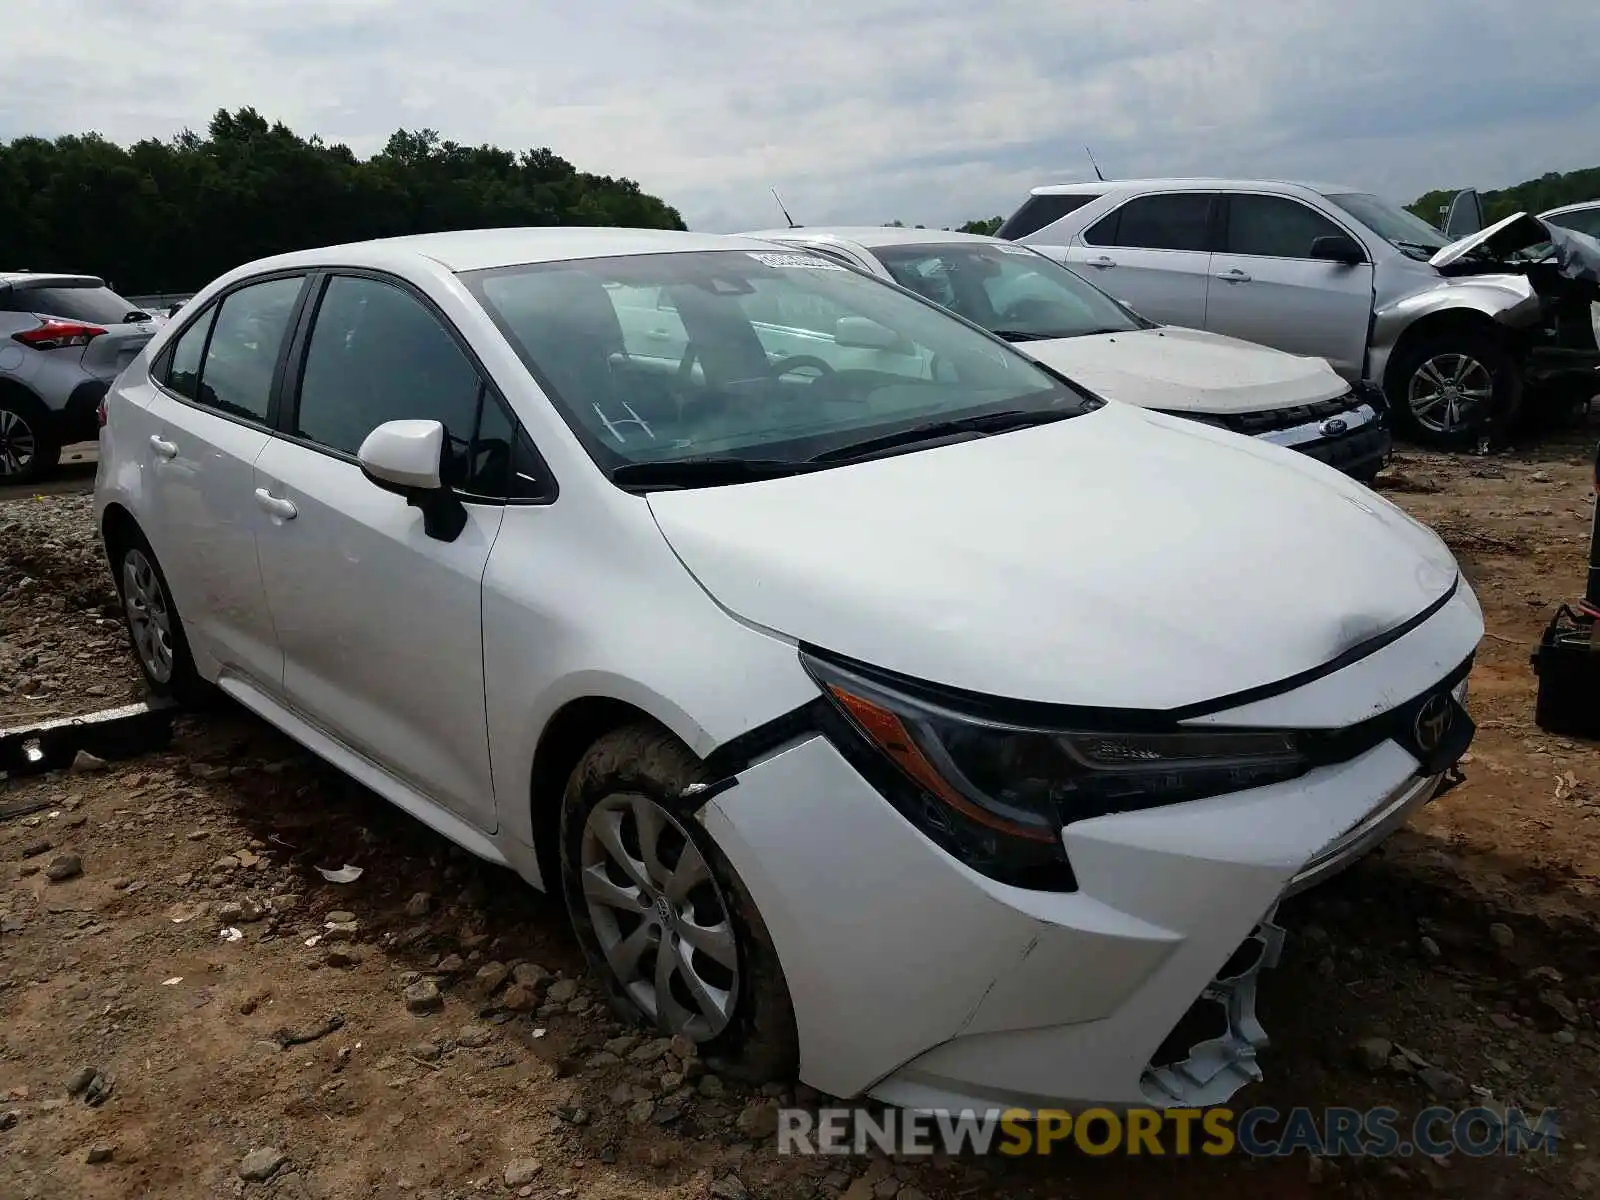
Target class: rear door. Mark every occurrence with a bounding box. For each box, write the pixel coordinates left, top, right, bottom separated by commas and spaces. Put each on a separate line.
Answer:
252, 271, 509, 832
1063, 191, 1217, 328
1205, 192, 1374, 377
139, 273, 309, 688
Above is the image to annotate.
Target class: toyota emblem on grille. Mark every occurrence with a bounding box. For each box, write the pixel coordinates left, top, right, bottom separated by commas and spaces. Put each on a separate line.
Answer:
1413, 693, 1454, 754
1320, 417, 1349, 437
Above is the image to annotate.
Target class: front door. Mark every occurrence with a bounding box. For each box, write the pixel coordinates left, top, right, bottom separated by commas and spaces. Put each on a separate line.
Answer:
252, 273, 505, 831
1205, 193, 1374, 378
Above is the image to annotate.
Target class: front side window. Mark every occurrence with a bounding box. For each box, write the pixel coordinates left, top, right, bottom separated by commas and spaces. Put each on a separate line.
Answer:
1224, 194, 1351, 259
874, 242, 1142, 342
1324, 192, 1451, 260
1085, 193, 1215, 252
294, 275, 532, 498
463, 250, 1090, 478
196, 276, 304, 422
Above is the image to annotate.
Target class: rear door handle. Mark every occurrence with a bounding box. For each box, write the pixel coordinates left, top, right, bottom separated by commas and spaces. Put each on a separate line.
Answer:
149, 435, 177, 459
1086, 256, 1117, 269
254, 488, 298, 520
1216, 268, 1253, 283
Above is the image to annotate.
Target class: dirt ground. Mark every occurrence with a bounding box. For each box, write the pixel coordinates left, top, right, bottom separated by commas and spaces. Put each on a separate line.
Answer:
2, 433, 1599, 1200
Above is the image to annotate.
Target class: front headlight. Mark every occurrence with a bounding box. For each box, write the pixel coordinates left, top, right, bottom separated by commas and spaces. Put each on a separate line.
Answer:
803, 652, 1311, 890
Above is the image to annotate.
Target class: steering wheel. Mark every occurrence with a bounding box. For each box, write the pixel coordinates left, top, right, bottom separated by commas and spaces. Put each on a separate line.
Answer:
769, 354, 837, 379
998, 296, 1061, 326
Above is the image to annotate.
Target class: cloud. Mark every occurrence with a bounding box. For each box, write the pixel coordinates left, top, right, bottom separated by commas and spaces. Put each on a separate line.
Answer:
2, 0, 1596, 233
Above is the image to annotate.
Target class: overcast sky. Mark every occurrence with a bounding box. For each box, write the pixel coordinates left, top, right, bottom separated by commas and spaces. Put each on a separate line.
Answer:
4, 0, 1597, 232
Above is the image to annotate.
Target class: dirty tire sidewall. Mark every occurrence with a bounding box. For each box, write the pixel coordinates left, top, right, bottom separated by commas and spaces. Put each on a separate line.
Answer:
1386, 332, 1516, 450
108, 527, 206, 704
559, 723, 800, 1085
0, 393, 62, 487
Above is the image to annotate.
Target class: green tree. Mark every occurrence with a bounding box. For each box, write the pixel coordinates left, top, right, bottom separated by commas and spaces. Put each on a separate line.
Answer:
0, 107, 686, 292
1408, 166, 1600, 229
957, 216, 1004, 236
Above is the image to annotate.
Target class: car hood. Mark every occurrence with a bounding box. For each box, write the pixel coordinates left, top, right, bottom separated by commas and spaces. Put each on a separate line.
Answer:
1013, 326, 1350, 415
646, 403, 1461, 711
1431, 211, 1551, 269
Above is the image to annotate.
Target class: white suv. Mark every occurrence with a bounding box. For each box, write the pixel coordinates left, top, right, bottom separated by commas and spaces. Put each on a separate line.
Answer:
999, 179, 1600, 447
96, 228, 1481, 1112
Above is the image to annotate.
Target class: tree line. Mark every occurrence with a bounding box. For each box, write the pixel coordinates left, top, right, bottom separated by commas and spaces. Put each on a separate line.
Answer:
1408, 165, 1600, 228
0, 108, 685, 294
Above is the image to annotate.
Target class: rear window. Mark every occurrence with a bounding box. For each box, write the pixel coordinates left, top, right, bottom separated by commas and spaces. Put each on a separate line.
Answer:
995, 194, 1098, 241
13, 284, 147, 325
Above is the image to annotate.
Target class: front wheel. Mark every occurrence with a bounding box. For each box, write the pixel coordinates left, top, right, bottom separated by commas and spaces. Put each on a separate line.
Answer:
1386, 333, 1517, 449
559, 724, 799, 1083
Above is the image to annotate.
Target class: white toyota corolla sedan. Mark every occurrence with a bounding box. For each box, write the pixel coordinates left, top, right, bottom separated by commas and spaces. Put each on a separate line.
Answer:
94, 228, 1482, 1113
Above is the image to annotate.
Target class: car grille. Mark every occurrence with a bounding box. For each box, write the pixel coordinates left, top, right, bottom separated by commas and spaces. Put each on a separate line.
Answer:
1211, 391, 1364, 437
1297, 420, 1390, 472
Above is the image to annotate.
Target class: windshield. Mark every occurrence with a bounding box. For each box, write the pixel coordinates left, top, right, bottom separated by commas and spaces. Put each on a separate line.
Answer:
873, 242, 1142, 341
462, 250, 1090, 480
1325, 193, 1451, 260
14, 283, 149, 325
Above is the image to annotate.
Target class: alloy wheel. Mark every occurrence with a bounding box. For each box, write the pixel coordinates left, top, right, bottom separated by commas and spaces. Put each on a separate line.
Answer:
1407, 353, 1494, 434
0, 408, 37, 478
122, 548, 175, 683
579, 791, 740, 1040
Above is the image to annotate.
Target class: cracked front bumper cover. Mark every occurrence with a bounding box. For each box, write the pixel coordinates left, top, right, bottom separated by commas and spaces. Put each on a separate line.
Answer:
1141, 912, 1285, 1107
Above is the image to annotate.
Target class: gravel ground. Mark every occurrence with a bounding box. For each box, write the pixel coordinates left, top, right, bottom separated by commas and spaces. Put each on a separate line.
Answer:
1, 436, 1599, 1199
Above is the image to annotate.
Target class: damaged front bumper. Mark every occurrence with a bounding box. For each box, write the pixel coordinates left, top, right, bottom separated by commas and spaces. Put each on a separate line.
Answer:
699, 720, 1456, 1114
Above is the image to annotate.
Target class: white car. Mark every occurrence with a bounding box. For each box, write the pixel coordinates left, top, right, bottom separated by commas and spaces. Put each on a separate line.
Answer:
94, 228, 1482, 1112
741, 226, 1389, 481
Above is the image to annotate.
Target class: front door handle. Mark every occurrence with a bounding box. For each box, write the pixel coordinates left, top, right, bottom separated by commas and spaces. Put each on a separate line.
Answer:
1216, 268, 1253, 283
149, 435, 177, 459
1086, 256, 1117, 269
254, 488, 298, 520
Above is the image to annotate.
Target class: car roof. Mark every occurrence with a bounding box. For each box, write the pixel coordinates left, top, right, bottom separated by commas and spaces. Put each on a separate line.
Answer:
740, 226, 1003, 250
242, 227, 789, 275
1540, 199, 1600, 218
0, 272, 106, 290
1022, 177, 1362, 198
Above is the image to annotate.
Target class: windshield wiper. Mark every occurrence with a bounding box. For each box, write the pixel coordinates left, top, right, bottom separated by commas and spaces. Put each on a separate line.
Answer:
609, 456, 816, 490
807, 408, 1078, 464
989, 329, 1053, 342
121, 310, 153, 323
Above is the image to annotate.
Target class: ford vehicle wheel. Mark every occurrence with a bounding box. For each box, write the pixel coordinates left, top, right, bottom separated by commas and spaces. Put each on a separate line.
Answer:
1386, 332, 1515, 449
560, 724, 798, 1081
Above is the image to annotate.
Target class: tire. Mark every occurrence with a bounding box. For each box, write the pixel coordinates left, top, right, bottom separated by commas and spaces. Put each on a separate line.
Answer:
1385, 331, 1517, 450
0, 391, 62, 486
105, 525, 207, 704
559, 723, 799, 1084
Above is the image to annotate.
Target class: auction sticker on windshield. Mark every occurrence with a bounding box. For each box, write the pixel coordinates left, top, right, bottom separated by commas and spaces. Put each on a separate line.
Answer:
747, 252, 846, 270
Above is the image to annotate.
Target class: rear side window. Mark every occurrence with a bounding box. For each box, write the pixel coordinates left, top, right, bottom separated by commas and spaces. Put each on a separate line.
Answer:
1224, 194, 1351, 259
1085, 193, 1215, 252
162, 306, 217, 401
995, 194, 1098, 241
11, 284, 145, 325
197, 277, 304, 423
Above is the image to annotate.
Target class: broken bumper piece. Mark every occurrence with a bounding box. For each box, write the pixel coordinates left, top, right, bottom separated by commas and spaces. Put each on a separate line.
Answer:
1141, 912, 1285, 1107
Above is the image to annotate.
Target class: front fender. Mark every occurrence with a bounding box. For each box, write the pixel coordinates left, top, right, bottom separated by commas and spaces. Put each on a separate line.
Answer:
1370, 275, 1542, 386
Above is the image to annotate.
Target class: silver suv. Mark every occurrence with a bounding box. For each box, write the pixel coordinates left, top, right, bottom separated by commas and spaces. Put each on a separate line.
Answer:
999, 179, 1600, 447
0, 273, 160, 483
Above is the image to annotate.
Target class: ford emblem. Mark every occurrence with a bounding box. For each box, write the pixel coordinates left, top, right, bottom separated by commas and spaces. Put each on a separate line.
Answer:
1320, 417, 1349, 437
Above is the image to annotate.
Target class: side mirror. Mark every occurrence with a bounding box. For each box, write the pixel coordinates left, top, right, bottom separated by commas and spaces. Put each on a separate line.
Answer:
357, 419, 467, 542
834, 316, 905, 352
1310, 235, 1365, 266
